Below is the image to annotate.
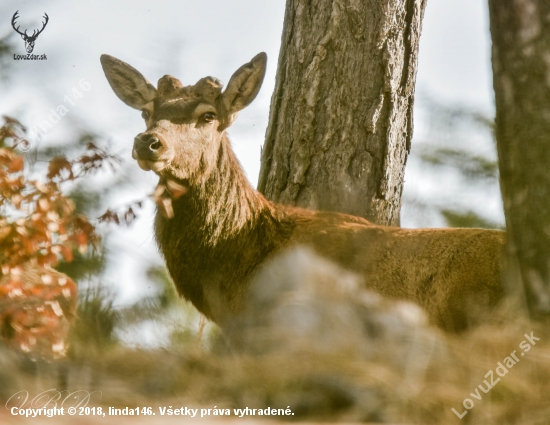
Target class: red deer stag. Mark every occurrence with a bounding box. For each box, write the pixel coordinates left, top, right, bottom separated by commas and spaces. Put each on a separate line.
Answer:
100, 53, 505, 332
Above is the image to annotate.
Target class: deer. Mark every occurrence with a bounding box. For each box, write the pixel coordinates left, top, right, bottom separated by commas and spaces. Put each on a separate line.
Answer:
11, 11, 49, 54
100, 52, 506, 333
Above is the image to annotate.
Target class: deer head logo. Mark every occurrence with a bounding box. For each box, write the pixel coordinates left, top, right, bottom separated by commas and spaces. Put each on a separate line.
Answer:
11, 11, 49, 54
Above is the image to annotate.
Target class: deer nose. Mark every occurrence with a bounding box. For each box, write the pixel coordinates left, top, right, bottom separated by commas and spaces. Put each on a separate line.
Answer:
133, 133, 165, 160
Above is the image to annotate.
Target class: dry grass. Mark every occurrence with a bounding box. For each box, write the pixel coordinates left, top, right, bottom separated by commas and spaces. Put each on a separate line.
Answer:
2, 319, 550, 424
2, 250, 550, 424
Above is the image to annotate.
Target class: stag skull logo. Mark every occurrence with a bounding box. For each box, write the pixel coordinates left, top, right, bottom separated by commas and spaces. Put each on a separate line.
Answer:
11, 11, 49, 54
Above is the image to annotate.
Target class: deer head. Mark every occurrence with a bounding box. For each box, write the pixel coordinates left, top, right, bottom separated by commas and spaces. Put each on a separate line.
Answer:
100, 53, 267, 186
11, 11, 49, 54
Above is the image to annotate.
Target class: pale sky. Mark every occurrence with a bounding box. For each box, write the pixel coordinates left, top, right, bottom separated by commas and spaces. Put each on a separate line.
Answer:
0, 0, 498, 303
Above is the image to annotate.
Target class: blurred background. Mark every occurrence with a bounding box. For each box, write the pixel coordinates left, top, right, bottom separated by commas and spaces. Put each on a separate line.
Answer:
0, 1, 523, 424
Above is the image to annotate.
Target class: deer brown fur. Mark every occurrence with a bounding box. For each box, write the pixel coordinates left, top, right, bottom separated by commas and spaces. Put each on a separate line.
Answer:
100, 52, 505, 332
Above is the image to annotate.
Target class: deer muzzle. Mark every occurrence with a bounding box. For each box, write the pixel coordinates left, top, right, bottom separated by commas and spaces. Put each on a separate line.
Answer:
133, 132, 167, 171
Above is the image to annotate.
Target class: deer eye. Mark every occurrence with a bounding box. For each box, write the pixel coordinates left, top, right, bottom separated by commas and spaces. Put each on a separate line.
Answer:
203, 112, 216, 123
141, 110, 149, 120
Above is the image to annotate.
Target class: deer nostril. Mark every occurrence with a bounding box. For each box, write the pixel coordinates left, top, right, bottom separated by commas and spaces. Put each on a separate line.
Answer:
149, 138, 162, 151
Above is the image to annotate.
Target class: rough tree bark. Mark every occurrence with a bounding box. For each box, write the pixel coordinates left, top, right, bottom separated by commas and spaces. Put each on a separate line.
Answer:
489, 0, 550, 315
258, 0, 427, 226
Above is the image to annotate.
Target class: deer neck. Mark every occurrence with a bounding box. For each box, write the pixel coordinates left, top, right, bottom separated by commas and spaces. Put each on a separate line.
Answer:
160, 132, 274, 246
154, 133, 284, 322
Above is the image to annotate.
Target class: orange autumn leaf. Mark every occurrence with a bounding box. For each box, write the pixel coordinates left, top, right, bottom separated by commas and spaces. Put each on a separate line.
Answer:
8, 156, 24, 172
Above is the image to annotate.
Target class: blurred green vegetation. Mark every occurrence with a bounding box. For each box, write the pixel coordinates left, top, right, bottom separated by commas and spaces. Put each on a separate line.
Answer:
441, 209, 503, 230
0, 34, 15, 80
406, 97, 504, 230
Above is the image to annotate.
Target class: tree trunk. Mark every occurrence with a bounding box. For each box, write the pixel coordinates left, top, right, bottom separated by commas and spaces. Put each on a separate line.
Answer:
488, 0, 550, 315
258, 0, 426, 226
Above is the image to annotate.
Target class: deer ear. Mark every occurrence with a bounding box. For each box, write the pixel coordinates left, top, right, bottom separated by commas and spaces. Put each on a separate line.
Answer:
100, 54, 157, 110
220, 52, 267, 116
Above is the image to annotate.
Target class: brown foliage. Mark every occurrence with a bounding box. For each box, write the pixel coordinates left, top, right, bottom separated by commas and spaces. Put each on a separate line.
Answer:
0, 116, 119, 360
0, 265, 77, 360
0, 116, 106, 272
